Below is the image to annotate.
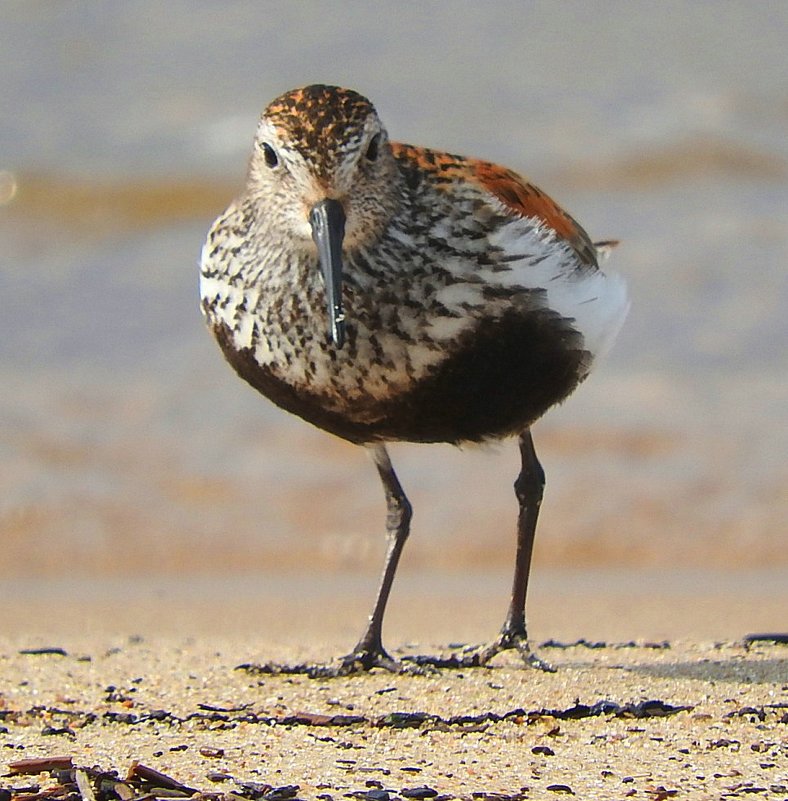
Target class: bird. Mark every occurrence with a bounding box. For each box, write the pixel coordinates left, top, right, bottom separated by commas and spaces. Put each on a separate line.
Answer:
200, 84, 629, 675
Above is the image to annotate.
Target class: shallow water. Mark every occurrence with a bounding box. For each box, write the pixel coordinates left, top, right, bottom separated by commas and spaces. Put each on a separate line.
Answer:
0, 3, 786, 582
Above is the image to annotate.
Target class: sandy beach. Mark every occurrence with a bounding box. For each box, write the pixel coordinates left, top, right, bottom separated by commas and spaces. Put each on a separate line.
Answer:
1, 572, 786, 800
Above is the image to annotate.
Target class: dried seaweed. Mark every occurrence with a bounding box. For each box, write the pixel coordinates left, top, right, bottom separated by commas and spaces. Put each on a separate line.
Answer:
0, 762, 299, 801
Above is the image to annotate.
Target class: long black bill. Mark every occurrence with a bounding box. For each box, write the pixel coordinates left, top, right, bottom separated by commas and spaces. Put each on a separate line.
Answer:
309, 198, 346, 349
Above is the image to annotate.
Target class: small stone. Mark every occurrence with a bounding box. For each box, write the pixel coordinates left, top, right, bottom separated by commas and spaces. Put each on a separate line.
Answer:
401, 787, 438, 799
41, 726, 73, 737
531, 745, 555, 756
263, 786, 300, 801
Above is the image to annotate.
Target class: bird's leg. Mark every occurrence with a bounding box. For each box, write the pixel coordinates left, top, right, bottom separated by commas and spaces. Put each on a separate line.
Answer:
331, 443, 413, 675
474, 429, 553, 669
412, 429, 553, 671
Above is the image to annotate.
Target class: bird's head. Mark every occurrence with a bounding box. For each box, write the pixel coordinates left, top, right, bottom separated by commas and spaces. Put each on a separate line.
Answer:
247, 85, 400, 348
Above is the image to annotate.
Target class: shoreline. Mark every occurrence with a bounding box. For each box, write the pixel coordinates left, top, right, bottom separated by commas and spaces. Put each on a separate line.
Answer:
1, 566, 785, 644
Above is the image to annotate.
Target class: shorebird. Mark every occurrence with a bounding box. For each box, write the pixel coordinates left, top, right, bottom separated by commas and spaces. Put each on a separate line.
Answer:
200, 85, 628, 675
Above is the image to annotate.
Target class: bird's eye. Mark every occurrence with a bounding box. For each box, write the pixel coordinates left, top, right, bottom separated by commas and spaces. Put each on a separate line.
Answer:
365, 133, 381, 162
262, 143, 279, 168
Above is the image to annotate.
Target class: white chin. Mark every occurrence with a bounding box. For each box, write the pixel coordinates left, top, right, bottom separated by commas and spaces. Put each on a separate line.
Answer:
294, 217, 314, 241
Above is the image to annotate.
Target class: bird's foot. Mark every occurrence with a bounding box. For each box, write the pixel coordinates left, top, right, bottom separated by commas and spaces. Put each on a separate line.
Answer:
403, 629, 555, 672
307, 645, 403, 678
238, 648, 408, 679
238, 639, 434, 678
470, 630, 555, 671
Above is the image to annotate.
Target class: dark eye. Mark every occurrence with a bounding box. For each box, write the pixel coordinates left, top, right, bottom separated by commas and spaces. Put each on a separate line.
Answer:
365, 133, 381, 162
262, 143, 279, 168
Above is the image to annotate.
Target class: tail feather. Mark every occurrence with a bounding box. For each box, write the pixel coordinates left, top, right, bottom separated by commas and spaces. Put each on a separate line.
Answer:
593, 239, 620, 263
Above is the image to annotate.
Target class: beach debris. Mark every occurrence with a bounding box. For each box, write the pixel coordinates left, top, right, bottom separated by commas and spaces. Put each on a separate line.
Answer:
531, 746, 555, 756
282, 711, 366, 727
540, 639, 671, 650
400, 786, 438, 798
468, 793, 529, 801
17, 648, 68, 657
74, 770, 96, 801
206, 772, 233, 783
258, 785, 299, 801
3, 762, 197, 801
125, 761, 198, 795
541, 638, 607, 649
197, 703, 252, 713
361, 790, 390, 801
0, 696, 692, 749
41, 726, 75, 737
645, 787, 678, 800
8, 758, 75, 775
399, 784, 438, 798
199, 747, 225, 758
725, 706, 767, 722
743, 632, 788, 647
0, 762, 309, 801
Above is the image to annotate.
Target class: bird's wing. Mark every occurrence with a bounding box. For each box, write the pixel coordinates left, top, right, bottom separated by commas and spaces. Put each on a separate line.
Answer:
391, 142, 599, 268
468, 159, 599, 267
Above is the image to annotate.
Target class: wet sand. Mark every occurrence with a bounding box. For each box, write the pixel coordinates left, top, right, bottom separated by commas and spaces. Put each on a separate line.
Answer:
1, 568, 787, 644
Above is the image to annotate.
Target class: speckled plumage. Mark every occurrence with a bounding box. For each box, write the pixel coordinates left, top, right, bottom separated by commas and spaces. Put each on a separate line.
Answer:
200, 85, 628, 674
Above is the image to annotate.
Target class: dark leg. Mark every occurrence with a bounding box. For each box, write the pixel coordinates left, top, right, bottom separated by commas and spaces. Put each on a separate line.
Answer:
326, 444, 413, 675
407, 429, 553, 671
502, 428, 544, 639
485, 428, 553, 668
241, 444, 415, 679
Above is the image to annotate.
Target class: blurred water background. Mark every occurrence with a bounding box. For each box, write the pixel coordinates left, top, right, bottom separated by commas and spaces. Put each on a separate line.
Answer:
0, 2, 785, 615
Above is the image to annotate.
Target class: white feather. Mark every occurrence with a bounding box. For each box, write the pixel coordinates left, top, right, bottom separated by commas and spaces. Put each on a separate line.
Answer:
484, 217, 630, 362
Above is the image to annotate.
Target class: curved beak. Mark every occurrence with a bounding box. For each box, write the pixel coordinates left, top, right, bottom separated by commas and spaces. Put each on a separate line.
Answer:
309, 198, 346, 349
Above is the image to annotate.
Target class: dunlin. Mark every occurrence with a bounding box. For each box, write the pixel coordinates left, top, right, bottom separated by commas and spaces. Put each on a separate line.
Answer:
200, 85, 628, 675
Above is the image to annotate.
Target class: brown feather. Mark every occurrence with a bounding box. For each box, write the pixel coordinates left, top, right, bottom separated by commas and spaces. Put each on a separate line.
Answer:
391, 142, 598, 267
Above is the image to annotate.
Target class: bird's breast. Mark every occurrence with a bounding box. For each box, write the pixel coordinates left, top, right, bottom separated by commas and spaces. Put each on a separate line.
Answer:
200, 208, 620, 442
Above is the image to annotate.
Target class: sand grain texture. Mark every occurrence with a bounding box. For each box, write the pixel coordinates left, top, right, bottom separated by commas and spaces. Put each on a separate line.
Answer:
1, 636, 786, 801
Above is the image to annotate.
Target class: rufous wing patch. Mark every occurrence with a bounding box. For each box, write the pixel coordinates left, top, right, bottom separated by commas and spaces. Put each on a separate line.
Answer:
391, 143, 598, 267
470, 160, 598, 266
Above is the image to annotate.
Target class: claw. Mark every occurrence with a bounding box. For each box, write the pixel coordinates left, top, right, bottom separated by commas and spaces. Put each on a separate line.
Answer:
520, 647, 555, 672
475, 630, 556, 672
307, 645, 432, 678
312, 647, 403, 677
402, 633, 555, 672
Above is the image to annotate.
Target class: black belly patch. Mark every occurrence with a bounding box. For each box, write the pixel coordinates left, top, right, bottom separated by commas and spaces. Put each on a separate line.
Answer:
211, 308, 589, 445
